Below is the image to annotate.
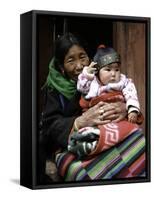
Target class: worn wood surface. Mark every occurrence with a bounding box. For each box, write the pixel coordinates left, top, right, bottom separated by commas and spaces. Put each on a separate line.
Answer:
113, 22, 146, 133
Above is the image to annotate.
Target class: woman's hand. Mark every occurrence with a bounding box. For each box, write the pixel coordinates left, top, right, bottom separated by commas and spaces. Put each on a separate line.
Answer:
75, 101, 127, 129
102, 102, 127, 123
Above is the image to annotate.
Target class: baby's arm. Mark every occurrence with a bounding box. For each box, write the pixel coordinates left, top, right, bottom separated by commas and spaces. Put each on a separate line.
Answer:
77, 62, 97, 94
122, 78, 140, 112
122, 78, 140, 123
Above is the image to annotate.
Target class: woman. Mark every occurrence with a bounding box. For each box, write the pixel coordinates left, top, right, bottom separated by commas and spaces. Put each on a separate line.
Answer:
39, 33, 145, 184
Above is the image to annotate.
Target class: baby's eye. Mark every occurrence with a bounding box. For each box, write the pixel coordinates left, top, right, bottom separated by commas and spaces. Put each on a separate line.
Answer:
105, 68, 111, 71
115, 68, 120, 71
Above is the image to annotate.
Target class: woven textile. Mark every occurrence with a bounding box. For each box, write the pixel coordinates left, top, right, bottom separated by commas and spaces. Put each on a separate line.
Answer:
56, 129, 145, 181
68, 121, 139, 158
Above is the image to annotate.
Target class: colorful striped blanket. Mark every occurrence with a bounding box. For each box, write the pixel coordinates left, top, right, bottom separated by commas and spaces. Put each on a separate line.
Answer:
55, 92, 145, 181
68, 121, 139, 159
56, 129, 145, 181
91, 121, 139, 155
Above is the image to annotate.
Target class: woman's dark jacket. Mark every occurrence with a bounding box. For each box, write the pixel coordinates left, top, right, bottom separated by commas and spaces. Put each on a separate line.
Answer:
39, 87, 82, 156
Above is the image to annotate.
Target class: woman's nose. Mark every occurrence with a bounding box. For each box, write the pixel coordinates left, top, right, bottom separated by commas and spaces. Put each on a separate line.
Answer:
76, 62, 83, 70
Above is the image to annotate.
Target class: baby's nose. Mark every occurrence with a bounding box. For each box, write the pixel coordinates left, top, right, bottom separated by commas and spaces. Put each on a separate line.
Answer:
111, 70, 116, 76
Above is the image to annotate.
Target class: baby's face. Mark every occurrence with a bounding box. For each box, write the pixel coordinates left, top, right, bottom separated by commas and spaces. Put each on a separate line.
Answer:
99, 63, 121, 85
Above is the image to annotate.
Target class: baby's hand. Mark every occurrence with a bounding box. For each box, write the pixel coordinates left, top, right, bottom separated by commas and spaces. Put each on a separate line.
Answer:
87, 62, 97, 74
128, 112, 138, 123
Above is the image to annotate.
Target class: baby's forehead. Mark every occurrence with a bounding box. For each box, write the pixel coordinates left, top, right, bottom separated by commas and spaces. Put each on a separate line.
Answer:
103, 62, 120, 68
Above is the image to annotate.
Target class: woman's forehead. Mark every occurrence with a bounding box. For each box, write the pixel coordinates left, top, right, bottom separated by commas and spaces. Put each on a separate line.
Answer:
65, 45, 86, 57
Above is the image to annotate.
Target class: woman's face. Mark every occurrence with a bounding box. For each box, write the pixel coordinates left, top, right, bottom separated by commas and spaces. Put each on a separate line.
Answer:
64, 45, 90, 81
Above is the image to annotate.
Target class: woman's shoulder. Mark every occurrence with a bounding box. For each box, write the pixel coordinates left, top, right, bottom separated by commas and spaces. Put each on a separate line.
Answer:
42, 86, 59, 98
42, 86, 81, 100
41, 87, 61, 107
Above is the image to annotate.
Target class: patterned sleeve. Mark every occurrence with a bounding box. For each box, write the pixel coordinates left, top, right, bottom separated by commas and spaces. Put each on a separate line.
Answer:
122, 78, 140, 112
77, 67, 95, 94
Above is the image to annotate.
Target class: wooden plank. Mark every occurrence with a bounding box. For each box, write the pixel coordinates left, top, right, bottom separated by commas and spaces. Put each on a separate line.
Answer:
113, 22, 145, 133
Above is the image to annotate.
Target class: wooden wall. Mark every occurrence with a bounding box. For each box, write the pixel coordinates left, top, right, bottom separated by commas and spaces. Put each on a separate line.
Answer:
113, 22, 146, 133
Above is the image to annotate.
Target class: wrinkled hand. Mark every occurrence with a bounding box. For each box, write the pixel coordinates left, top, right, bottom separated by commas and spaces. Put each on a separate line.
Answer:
76, 102, 111, 128
103, 102, 127, 123
76, 101, 127, 129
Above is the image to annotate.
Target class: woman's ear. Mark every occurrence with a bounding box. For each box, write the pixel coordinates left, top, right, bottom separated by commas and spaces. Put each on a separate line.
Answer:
61, 67, 65, 75
55, 60, 64, 74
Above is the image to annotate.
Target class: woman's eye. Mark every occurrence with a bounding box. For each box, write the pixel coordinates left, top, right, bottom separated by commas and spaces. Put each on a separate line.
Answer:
67, 59, 74, 63
81, 56, 86, 59
105, 68, 110, 71
80, 54, 88, 59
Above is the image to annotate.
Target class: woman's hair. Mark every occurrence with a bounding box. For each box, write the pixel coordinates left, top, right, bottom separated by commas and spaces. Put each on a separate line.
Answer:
54, 33, 89, 69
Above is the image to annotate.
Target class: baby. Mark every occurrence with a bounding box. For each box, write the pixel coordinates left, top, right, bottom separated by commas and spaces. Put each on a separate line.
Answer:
77, 46, 140, 123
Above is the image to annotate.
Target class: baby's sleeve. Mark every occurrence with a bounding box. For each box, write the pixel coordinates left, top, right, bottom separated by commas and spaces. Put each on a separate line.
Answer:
77, 67, 95, 94
122, 78, 140, 112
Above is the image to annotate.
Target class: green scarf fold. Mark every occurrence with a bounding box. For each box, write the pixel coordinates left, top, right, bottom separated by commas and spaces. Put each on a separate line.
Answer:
45, 58, 77, 99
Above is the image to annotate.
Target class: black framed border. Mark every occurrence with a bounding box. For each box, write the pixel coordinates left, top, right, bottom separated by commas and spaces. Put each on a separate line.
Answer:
20, 10, 151, 189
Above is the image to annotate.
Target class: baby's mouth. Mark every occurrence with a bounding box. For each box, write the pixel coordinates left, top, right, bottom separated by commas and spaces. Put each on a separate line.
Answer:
109, 79, 116, 83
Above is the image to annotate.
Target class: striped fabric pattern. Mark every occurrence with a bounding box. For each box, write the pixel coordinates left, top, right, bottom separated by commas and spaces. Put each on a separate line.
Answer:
56, 129, 145, 181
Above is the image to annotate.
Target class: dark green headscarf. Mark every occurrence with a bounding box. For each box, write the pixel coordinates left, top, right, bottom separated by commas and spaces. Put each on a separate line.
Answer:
45, 58, 77, 99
